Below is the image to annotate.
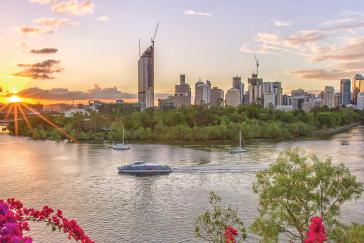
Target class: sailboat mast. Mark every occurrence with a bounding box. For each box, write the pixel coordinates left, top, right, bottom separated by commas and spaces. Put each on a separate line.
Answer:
239, 130, 242, 148
122, 125, 125, 144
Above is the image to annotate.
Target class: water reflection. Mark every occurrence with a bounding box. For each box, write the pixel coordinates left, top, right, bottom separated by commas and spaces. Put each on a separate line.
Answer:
0, 127, 363, 242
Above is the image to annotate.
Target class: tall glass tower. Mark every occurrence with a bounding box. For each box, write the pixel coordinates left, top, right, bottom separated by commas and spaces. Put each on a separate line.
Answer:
138, 45, 154, 108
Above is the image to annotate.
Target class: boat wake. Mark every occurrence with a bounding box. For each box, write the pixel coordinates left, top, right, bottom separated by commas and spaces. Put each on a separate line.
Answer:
172, 164, 264, 174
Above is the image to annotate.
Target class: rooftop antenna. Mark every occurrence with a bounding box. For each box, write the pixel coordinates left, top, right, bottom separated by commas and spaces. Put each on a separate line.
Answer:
254, 55, 259, 76
151, 22, 159, 47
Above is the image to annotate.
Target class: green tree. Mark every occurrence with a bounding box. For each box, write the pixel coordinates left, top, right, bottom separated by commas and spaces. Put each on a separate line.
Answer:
194, 192, 247, 243
251, 149, 363, 242
332, 223, 364, 243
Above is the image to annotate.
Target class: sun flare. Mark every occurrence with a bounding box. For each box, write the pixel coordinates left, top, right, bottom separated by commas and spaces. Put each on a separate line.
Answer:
8, 95, 22, 103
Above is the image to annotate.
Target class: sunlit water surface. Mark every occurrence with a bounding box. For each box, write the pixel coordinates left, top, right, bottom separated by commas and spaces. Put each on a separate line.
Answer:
0, 127, 363, 242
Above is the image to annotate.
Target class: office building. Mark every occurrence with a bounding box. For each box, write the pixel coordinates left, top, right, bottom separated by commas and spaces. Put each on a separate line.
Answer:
225, 88, 241, 107
352, 74, 364, 104
248, 73, 263, 104
340, 79, 351, 105
357, 93, 364, 110
138, 44, 155, 108
324, 86, 335, 108
173, 74, 191, 107
232, 76, 244, 104
195, 79, 211, 105
210, 87, 224, 106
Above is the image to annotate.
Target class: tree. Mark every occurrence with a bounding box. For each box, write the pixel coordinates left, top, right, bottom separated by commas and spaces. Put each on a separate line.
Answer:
251, 149, 363, 242
194, 192, 247, 242
331, 223, 364, 242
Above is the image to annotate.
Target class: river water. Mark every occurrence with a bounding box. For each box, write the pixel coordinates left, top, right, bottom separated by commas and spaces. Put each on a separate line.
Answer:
0, 127, 363, 242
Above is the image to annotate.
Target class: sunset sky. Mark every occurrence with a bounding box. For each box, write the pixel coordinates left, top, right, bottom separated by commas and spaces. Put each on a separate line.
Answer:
0, 0, 363, 101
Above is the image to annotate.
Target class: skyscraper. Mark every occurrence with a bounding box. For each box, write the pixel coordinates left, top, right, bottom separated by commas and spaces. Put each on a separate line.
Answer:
225, 88, 241, 107
248, 73, 263, 105
232, 76, 244, 104
138, 44, 154, 108
195, 79, 211, 105
352, 74, 364, 104
173, 74, 191, 107
324, 86, 335, 108
340, 79, 351, 105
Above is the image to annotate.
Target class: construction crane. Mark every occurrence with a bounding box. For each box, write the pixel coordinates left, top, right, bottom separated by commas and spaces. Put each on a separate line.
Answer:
255, 55, 260, 76
151, 22, 159, 46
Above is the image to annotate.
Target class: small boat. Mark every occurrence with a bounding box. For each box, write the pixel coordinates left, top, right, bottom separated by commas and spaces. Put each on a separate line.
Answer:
341, 140, 349, 145
230, 129, 247, 154
112, 125, 129, 150
118, 161, 172, 175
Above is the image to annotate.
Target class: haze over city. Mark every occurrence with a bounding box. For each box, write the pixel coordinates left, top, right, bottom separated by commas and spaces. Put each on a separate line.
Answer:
1, 0, 364, 103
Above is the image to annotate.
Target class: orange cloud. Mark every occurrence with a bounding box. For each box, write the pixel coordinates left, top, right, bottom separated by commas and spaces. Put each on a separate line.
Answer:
52, 0, 95, 16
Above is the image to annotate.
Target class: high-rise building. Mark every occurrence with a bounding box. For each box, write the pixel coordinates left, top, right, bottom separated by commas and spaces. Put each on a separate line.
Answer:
262, 81, 282, 108
173, 74, 191, 107
324, 86, 335, 108
334, 92, 342, 108
210, 87, 224, 106
357, 93, 364, 110
225, 88, 241, 107
195, 79, 211, 105
232, 76, 244, 104
138, 44, 154, 108
352, 74, 364, 104
340, 79, 351, 105
158, 95, 176, 111
291, 89, 305, 97
292, 97, 305, 110
248, 73, 263, 104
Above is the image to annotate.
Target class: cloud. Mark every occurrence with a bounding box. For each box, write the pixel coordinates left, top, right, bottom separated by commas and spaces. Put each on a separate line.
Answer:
52, 0, 95, 16
29, 0, 52, 4
14, 60, 63, 80
184, 9, 211, 17
18, 26, 53, 35
290, 69, 354, 80
274, 20, 293, 27
33, 17, 78, 27
96, 16, 110, 22
30, 48, 59, 54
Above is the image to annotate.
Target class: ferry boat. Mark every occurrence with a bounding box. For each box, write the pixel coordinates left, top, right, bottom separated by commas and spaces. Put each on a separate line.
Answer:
118, 161, 172, 175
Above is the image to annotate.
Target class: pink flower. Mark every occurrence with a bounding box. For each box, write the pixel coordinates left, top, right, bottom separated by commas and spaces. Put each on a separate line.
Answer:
304, 217, 327, 243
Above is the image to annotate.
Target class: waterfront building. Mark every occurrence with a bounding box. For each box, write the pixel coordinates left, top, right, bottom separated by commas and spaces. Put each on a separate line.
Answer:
210, 87, 224, 106
248, 73, 263, 105
225, 88, 241, 107
195, 79, 211, 105
138, 44, 155, 108
232, 76, 244, 104
324, 86, 335, 108
291, 89, 305, 97
262, 81, 282, 108
173, 74, 191, 107
357, 93, 364, 110
340, 79, 351, 105
352, 74, 364, 104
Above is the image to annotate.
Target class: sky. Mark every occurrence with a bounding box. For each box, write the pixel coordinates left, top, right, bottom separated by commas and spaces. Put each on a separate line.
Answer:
0, 0, 363, 101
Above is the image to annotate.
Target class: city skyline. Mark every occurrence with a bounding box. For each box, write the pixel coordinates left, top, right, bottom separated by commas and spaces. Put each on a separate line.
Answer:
0, 0, 364, 102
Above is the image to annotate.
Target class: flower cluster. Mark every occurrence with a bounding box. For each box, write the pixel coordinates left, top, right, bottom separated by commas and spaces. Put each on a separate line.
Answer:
304, 217, 327, 243
224, 226, 238, 243
1, 198, 94, 243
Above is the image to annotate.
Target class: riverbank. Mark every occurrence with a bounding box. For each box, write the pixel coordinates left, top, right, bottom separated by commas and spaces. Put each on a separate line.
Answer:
312, 123, 360, 137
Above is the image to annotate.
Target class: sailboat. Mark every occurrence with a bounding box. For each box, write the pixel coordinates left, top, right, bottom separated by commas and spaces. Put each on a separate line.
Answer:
230, 129, 247, 154
112, 125, 130, 150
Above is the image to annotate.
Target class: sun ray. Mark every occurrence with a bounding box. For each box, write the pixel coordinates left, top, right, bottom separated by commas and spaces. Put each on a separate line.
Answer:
14, 104, 19, 136
18, 104, 35, 137
0, 104, 10, 113
23, 104, 78, 143
5, 104, 14, 120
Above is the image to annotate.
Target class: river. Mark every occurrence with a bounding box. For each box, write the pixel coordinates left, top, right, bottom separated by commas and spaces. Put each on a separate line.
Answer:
0, 127, 363, 242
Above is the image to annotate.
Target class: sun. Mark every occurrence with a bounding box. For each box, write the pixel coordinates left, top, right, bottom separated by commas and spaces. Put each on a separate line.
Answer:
8, 95, 22, 103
